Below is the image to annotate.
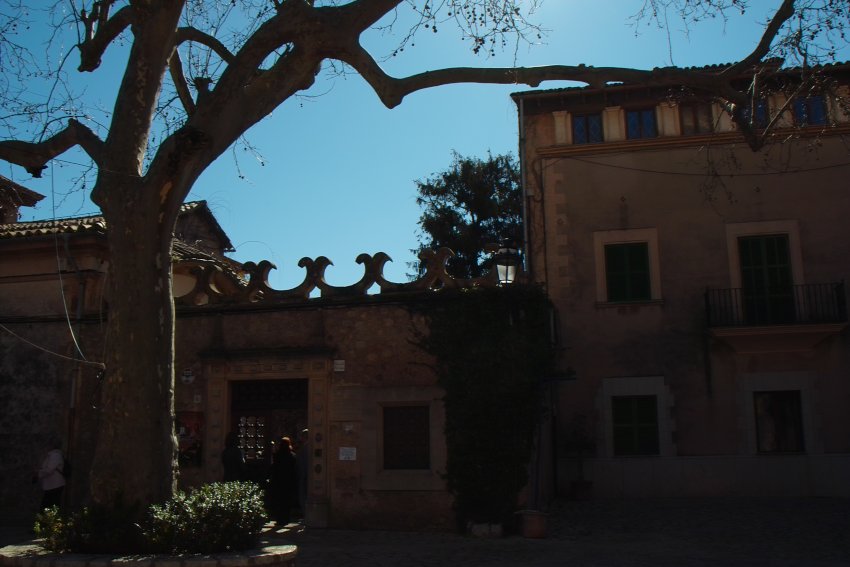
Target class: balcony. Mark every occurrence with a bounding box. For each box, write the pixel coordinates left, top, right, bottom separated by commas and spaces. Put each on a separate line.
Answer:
705, 282, 847, 353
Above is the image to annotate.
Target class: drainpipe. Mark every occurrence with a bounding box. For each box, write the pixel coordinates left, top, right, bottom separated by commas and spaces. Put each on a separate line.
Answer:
518, 96, 559, 511
518, 97, 532, 279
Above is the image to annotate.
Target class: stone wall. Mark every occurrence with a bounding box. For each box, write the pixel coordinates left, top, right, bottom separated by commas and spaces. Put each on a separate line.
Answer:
171, 298, 452, 529
0, 294, 454, 529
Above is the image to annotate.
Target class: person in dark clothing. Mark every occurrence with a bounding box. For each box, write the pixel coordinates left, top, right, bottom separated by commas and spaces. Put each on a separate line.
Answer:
268, 436, 297, 525
221, 432, 245, 482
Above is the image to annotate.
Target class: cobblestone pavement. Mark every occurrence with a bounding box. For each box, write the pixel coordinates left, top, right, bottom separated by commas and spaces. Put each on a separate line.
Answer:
270, 498, 850, 567
4, 498, 849, 566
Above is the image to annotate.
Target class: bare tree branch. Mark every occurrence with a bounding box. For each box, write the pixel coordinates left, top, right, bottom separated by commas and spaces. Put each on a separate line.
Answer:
0, 118, 104, 176
336, 0, 405, 31
201, 9, 298, 107
721, 0, 796, 77
168, 50, 196, 115
175, 27, 235, 65
78, 4, 134, 72
343, 42, 727, 108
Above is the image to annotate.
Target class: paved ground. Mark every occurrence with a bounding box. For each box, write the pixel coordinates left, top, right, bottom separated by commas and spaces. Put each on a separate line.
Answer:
4, 498, 850, 566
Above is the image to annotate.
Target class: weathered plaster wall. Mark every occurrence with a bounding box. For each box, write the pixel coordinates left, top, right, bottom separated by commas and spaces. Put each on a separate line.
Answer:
520, 99, 850, 497
537, 140, 850, 456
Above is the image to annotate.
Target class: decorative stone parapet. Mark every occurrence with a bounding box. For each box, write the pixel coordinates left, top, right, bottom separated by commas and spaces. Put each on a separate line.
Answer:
0, 544, 297, 567
178, 245, 525, 306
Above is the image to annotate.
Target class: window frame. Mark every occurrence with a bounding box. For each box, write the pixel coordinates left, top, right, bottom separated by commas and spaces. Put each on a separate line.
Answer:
611, 395, 660, 456
594, 228, 662, 304
741, 98, 769, 129
381, 403, 431, 471
738, 372, 816, 456
625, 107, 659, 139
600, 376, 673, 458
604, 242, 652, 303
792, 94, 829, 127
679, 101, 715, 135
724, 221, 804, 290
358, 386, 446, 492
753, 390, 805, 454
737, 234, 796, 325
572, 112, 604, 144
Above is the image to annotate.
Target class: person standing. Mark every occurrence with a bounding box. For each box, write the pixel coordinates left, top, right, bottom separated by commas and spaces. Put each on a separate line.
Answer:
268, 436, 297, 525
221, 432, 245, 482
36, 441, 66, 511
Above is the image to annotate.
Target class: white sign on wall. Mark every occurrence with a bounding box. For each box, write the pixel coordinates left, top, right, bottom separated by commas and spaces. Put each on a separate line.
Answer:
339, 446, 357, 461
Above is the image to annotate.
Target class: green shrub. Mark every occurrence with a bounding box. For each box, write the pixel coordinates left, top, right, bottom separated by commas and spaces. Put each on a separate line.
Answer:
34, 507, 73, 552
33, 482, 267, 555
147, 482, 267, 554
35, 500, 146, 554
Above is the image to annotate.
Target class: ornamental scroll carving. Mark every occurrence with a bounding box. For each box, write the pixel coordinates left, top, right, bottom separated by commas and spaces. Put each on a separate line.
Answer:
176, 246, 522, 306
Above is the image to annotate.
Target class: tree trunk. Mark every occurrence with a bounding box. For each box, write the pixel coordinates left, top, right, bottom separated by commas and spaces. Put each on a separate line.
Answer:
89, 180, 178, 510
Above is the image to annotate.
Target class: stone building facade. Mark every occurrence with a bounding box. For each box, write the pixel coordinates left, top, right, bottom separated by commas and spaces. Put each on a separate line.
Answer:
0, 201, 474, 528
512, 64, 850, 498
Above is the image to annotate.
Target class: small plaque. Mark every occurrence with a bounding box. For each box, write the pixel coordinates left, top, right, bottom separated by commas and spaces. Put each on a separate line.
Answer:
339, 446, 357, 461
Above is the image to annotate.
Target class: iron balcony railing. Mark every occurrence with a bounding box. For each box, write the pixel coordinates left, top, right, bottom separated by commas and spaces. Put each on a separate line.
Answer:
705, 282, 847, 327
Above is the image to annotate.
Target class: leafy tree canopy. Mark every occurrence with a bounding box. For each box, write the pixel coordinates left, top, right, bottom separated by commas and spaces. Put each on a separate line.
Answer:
412, 151, 522, 279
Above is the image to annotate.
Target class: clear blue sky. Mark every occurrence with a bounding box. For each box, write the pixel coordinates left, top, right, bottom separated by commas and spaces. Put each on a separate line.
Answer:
7, 2, 829, 289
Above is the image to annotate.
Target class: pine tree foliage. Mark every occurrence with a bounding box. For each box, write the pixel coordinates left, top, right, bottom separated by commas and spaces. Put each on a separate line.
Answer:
412, 152, 522, 279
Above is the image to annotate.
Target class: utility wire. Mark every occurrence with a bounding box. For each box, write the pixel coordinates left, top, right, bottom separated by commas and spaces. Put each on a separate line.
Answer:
51, 160, 89, 362
0, 322, 104, 369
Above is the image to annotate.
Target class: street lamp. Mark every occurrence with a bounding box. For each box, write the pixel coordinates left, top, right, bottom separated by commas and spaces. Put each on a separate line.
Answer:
494, 240, 521, 285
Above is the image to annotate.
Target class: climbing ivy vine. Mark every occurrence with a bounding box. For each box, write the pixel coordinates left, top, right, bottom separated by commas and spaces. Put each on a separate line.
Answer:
420, 286, 553, 528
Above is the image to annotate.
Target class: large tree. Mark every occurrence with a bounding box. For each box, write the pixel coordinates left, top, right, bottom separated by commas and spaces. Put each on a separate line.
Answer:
412, 151, 521, 279
0, 0, 846, 510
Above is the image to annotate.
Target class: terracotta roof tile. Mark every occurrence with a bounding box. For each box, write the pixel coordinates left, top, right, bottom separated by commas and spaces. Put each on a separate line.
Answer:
0, 175, 44, 207
0, 214, 106, 238
0, 201, 245, 281
0, 200, 217, 240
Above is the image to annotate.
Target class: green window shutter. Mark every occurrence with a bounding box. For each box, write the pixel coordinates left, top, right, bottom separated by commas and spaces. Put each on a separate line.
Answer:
383, 405, 430, 470
605, 242, 651, 302
738, 234, 794, 324
612, 395, 660, 456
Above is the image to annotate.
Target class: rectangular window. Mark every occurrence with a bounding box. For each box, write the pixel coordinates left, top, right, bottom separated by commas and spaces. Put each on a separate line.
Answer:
383, 405, 430, 470
793, 95, 828, 126
742, 99, 769, 128
605, 242, 651, 302
612, 395, 659, 456
754, 391, 804, 453
626, 108, 658, 139
680, 102, 714, 135
572, 113, 603, 144
738, 234, 794, 324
